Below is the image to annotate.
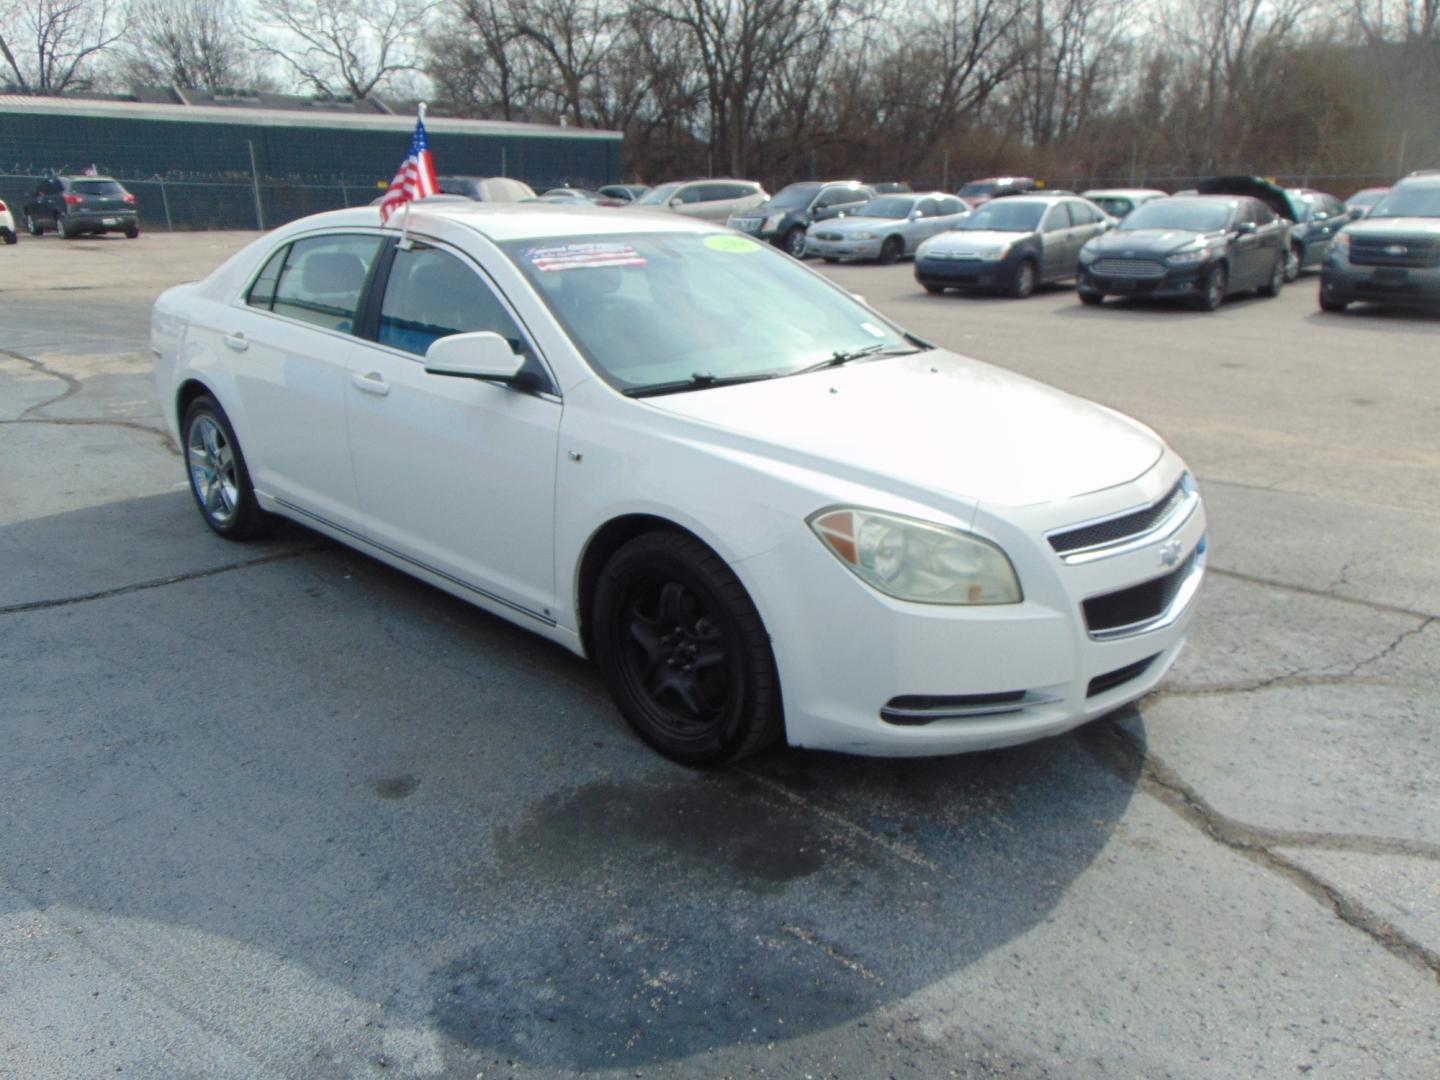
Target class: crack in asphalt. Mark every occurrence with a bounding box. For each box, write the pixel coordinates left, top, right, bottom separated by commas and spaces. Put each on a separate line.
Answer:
2, 347, 83, 415
0, 415, 178, 453
1079, 723, 1440, 984
0, 547, 326, 616
1160, 616, 1436, 698
1209, 566, 1438, 621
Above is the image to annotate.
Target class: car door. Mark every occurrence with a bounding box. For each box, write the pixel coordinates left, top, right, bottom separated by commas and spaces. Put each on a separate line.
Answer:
343, 238, 561, 622
1038, 203, 1072, 280
686, 183, 732, 222
903, 198, 944, 251
220, 231, 383, 533
1229, 201, 1266, 285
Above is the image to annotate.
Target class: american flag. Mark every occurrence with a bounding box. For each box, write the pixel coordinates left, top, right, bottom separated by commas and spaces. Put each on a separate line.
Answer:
378, 106, 437, 225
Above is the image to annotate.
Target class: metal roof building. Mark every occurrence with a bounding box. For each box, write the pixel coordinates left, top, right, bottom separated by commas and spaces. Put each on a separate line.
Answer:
0, 94, 622, 230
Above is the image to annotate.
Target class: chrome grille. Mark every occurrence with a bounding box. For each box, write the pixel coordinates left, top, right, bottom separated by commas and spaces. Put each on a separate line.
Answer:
1092, 258, 1166, 278
1349, 237, 1440, 268
814, 232, 844, 242
1050, 479, 1189, 556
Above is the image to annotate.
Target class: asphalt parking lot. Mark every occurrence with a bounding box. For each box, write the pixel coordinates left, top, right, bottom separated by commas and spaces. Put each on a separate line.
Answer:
2, 231, 1437, 1079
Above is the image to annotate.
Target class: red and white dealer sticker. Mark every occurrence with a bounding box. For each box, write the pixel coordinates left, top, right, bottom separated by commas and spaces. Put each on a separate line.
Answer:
528, 243, 647, 272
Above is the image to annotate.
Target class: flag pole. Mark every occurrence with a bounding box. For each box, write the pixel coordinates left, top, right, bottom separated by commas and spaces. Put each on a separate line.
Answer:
398, 102, 428, 250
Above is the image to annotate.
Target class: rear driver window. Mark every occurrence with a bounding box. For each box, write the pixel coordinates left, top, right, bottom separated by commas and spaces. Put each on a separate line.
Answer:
270, 234, 383, 333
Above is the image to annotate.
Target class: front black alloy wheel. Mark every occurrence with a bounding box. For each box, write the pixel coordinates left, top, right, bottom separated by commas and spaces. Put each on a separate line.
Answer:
877, 236, 903, 265
1195, 264, 1227, 311
785, 227, 807, 258
1078, 288, 1104, 306
182, 394, 270, 539
1284, 242, 1302, 282
593, 531, 782, 766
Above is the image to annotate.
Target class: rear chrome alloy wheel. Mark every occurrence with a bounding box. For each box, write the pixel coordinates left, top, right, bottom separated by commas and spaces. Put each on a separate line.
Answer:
187, 414, 240, 528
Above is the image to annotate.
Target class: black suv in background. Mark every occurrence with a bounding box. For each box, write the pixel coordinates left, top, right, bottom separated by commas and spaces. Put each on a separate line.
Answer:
1320, 172, 1440, 313
24, 175, 140, 238
727, 181, 874, 258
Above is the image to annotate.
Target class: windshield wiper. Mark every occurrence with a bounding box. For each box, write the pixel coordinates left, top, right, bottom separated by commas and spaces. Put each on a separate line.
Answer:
622, 371, 780, 398
791, 341, 925, 377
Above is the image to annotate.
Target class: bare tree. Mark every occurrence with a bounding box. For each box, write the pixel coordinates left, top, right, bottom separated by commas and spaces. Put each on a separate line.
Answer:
0, 0, 126, 93
1013, 0, 1130, 146
247, 0, 436, 99
115, 0, 256, 89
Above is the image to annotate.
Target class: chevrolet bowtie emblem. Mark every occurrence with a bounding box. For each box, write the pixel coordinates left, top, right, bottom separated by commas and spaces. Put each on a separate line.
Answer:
1159, 539, 1184, 567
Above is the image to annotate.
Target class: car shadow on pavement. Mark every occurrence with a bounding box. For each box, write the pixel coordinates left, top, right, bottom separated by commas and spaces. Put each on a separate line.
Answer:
1, 492, 1145, 1074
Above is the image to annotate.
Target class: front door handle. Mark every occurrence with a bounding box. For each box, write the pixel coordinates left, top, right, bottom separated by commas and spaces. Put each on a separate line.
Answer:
351, 371, 390, 396
222, 332, 248, 352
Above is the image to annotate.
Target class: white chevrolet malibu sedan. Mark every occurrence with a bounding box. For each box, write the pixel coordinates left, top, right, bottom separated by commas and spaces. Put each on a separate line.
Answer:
152, 201, 1207, 765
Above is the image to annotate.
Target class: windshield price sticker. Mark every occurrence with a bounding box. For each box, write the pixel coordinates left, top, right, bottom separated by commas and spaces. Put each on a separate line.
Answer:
860, 321, 887, 337
529, 243, 647, 272
703, 235, 761, 254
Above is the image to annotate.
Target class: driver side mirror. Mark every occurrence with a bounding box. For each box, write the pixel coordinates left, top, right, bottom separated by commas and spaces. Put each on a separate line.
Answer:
1348, 206, 1364, 220
425, 331, 527, 385
669, 197, 684, 208
1234, 221, 1258, 235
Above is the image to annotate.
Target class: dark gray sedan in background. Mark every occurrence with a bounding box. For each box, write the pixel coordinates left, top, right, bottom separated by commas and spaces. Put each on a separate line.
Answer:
1076, 196, 1287, 310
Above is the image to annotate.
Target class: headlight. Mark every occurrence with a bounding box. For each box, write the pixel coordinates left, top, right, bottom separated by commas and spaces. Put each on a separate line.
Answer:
848, 231, 876, 241
1167, 246, 1212, 265
979, 245, 1011, 262
763, 213, 785, 231
1332, 231, 1351, 256
1078, 243, 1098, 263
809, 508, 1022, 605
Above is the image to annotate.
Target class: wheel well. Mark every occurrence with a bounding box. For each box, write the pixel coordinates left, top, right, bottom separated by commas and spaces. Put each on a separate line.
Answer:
575, 514, 708, 656
175, 379, 213, 426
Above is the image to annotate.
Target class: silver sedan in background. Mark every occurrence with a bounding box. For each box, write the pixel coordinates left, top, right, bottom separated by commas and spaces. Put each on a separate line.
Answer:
804, 193, 970, 263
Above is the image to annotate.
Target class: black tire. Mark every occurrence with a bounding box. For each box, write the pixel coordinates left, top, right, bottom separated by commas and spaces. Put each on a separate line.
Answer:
124, 223, 139, 239
784, 227, 807, 259
56, 214, 73, 239
26, 214, 42, 236
1, 228, 15, 245
1284, 242, 1302, 282
1258, 253, 1284, 297
877, 236, 902, 265
1319, 291, 1348, 313
823, 257, 839, 264
1078, 288, 1104, 306
1008, 259, 1037, 299
922, 283, 945, 294
1194, 264, 1227, 311
593, 530, 783, 766
181, 395, 270, 539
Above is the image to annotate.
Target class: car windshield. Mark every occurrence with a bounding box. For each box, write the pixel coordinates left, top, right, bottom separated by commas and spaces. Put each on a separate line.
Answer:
959, 182, 996, 198
636, 183, 682, 206
1368, 186, 1440, 218
71, 180, 125, 195
768, 183, 822, 208
855, 196, 916, 219
956, 201, 1045, 231
1121, 199, 1232, 232
1348, 190, 1385, 206
1089, 197, 1132, 217
502, 232, 913, 394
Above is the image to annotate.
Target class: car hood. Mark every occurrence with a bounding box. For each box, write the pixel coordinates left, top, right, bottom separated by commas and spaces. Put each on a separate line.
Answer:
642, 349, 1163, 508
812, 215, 905, 233
1087, 228, 1221, 255
1344, 216, 1440, 238
921, 229, 1034, 253
1195, 175, 1298, 221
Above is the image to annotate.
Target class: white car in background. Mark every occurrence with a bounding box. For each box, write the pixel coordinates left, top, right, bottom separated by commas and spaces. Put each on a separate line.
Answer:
151, 202, 1206, 765
804, 192, 969, 263
0, 196, 17, 244
628, 179, 767, 222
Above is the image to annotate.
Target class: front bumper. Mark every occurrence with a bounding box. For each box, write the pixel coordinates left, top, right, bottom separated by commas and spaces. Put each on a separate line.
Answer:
805, 235, 883, 260
736, 459, 1208, 756
1077, 260, 1208, 299
729, 217, 786, 243
914, 251, 1024, 290
1321, 258, 1440, 307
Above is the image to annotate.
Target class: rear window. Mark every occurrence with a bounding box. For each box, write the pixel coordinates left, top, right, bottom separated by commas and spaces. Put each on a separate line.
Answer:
70, 180, 126, 196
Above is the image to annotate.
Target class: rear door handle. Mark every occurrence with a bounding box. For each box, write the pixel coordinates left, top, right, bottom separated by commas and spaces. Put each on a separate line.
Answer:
222, 332, 248, 352
351, 371, 390, 396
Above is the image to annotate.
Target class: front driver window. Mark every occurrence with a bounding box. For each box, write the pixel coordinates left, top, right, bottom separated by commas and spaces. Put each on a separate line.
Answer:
378, 244, 527, 357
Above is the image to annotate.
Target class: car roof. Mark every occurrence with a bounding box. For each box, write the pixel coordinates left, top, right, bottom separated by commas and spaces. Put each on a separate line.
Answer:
59, 175, 119, 182
276, 201, 738, 243
1083, 188, 1167, 197
1395, 172, 1440, 190
978, 193, 1069, 206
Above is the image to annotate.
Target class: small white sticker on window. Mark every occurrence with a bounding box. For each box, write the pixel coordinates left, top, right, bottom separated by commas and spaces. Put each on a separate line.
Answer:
528, 243, 647, 272
860, 321, 886, 338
